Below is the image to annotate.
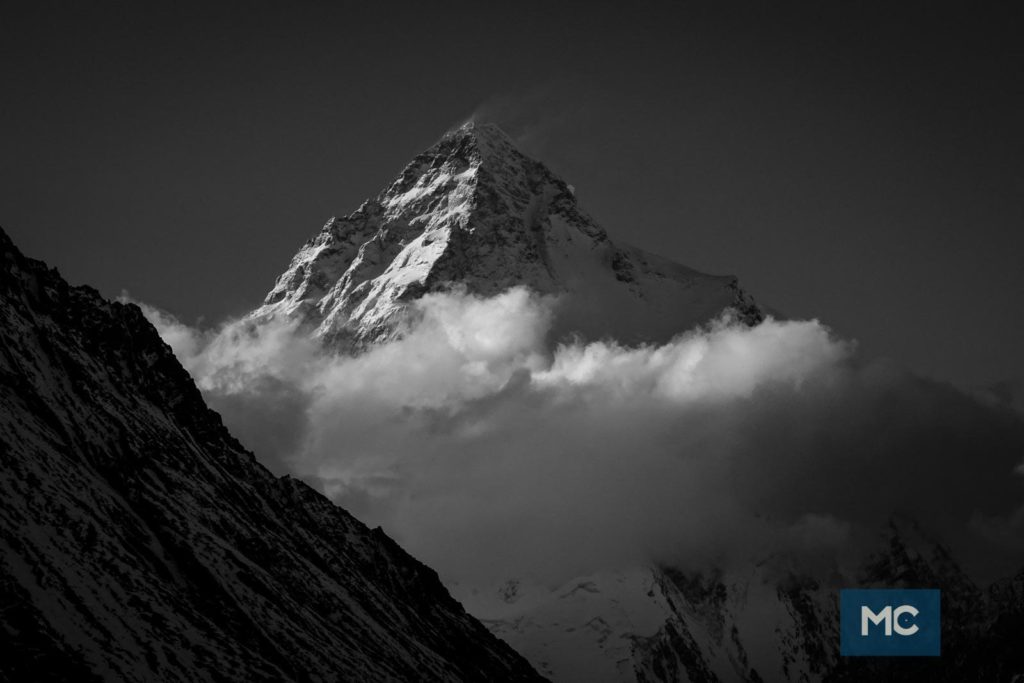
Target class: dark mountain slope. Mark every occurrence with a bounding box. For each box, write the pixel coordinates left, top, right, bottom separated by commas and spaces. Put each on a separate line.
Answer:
0, 227, 544, 682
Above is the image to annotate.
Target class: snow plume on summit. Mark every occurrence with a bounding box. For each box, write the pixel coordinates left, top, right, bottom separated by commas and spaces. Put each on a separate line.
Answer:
138, 289, 1024, 588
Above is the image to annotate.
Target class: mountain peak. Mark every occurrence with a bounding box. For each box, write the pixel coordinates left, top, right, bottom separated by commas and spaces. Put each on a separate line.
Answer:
448, 119, 513, 143
253, 124, 762, 348
445, 120, 520, 160
378, 119, 543, 212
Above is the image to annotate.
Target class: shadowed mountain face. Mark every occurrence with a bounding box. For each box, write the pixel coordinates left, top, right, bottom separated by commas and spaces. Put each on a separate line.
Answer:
0, 227, 544, 682
252, 122, 762, 349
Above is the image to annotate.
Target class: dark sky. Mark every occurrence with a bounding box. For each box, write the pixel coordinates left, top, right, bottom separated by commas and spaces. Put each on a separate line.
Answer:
2, 2, 1021, 386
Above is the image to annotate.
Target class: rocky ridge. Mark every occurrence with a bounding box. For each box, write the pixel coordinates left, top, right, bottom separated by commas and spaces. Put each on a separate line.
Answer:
0, 227, 545, 682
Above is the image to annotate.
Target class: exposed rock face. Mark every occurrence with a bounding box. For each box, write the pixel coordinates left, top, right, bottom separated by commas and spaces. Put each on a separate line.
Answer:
0, 227, 545, 682
252, 122, 762, 349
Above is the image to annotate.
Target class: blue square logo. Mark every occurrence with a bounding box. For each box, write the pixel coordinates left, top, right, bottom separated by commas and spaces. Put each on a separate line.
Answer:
840, 589, 941, 657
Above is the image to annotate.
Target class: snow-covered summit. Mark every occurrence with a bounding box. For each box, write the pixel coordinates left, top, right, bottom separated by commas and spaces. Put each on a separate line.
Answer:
252, 122, 762, 348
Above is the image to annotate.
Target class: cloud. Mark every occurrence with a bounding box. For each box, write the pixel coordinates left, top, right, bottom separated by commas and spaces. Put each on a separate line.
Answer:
466, 85, 586, 160
129, 298, 204, 362
134, 288, 1024, 587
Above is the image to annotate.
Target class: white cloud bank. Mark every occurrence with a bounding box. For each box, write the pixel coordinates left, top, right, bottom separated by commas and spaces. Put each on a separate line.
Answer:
133, 288, 1024, 586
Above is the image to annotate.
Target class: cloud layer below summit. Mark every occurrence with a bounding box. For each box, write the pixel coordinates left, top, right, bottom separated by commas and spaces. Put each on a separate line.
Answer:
138, 289, 1024, 586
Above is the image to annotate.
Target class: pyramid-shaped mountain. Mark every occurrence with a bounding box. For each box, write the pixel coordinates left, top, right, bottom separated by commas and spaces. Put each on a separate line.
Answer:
252, 122, 762, 348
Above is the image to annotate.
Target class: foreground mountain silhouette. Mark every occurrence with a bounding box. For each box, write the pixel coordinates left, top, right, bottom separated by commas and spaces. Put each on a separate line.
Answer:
251, 121, 762, 347
0, 227, 544, 681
